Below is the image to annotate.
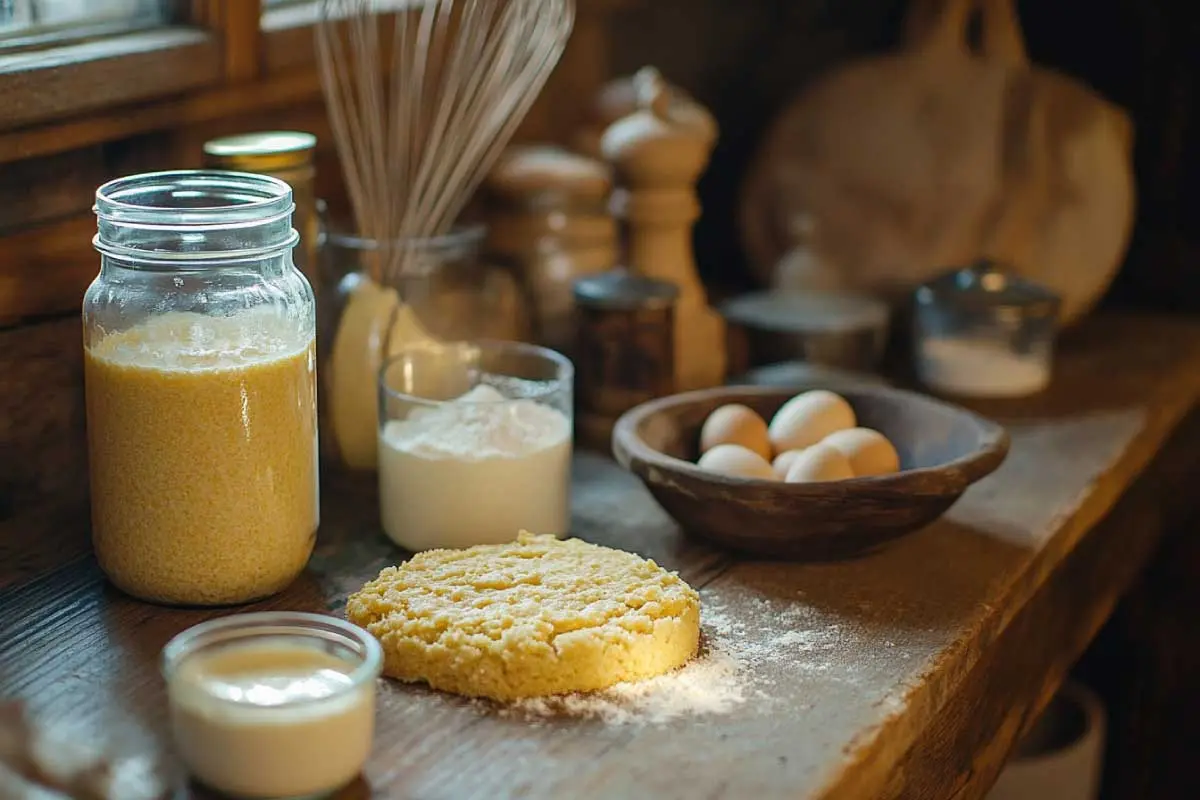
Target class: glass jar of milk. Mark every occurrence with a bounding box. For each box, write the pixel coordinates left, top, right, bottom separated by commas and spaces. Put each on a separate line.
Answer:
84, 171, 318, 606
378, 340, 573, 551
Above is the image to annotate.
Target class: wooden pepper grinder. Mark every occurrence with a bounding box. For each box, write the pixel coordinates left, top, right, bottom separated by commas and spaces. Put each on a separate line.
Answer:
601, 67, 727, 392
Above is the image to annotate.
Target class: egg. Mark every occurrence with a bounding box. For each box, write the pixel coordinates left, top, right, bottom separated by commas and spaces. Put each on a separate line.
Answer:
783, 443, 855, 483
822, 427, 900, 477
697, 444, 776, 480
771, 449, 806, 479
768, 390, 856, 454
699, 404, 771, 459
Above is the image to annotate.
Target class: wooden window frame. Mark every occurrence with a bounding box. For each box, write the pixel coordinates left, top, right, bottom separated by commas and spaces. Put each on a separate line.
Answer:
0, 0, 627, 325
262, 0, 321, 73
0, 27, 222, 129
0, 0, 328, 325
0, 0, 325, 165
0, 0, 632, 164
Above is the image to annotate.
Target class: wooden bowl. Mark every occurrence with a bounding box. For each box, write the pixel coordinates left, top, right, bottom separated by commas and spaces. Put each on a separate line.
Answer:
611, 385, 1009, 559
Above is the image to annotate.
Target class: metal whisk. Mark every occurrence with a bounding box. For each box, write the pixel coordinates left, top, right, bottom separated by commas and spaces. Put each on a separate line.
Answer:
316, 0, 575, 284
316, 0, 573, 471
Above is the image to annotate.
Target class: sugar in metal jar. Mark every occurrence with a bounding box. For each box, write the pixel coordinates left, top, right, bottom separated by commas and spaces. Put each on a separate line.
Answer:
84, 171, 318, 606
914, 260, 1061, 398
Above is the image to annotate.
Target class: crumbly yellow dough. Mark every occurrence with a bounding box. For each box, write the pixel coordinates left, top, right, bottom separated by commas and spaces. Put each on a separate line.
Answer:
345, 532, 701, 700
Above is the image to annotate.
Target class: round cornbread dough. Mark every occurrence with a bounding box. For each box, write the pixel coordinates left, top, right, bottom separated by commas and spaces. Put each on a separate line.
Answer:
345, 532, 701, 700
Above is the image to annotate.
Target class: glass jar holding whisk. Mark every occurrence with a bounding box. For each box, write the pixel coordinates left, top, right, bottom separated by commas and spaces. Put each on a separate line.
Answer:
311, 0, 573, 474
317, 212, 531, 471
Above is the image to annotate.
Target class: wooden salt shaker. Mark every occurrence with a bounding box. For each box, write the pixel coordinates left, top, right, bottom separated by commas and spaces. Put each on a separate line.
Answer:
601, 67, 727, 392
573, 73, 690, 160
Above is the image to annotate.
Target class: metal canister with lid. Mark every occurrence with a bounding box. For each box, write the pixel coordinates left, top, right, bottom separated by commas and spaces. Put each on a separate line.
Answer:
202, 131, 319, 287
913, 259, 1062, 398
573, 270, 679, 448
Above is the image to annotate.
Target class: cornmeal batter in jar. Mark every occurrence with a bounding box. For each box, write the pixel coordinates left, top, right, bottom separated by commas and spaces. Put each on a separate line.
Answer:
85, 310, 318, 605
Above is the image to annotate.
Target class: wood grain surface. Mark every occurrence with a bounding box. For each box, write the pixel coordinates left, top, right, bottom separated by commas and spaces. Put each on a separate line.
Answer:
1, 313, 1200, 799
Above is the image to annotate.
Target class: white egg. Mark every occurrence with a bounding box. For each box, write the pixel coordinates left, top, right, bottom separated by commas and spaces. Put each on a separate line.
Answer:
784, 443, 855, 483
771, 449, 806, 479
697, 444, 776, 480
768, 390, 856, 453
700, 404, 771, 460
822, 427, 900, 477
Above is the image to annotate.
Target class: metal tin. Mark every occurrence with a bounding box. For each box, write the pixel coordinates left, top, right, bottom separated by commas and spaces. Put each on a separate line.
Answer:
720, 290, 890, 374
915, 260, 1061, 322
913, 260, 1062, 398
202, 131, 316, 171
573, 271, 679, 424
203, 132, 318, 287
574, 270, 679, 311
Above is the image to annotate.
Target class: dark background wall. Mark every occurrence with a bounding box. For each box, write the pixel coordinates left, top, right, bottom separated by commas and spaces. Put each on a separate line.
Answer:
608, 0, 1200, 312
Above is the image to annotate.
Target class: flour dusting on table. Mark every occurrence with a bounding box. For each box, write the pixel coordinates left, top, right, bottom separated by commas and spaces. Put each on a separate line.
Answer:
483, 592, 847, 726
499, 641, 745, 725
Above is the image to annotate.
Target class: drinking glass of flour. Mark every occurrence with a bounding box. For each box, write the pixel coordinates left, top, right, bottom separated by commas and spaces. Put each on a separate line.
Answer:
378, 340, 573, 551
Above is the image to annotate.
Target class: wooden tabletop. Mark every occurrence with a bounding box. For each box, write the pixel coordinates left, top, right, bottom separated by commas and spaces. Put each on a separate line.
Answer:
3, 312, 1200, 800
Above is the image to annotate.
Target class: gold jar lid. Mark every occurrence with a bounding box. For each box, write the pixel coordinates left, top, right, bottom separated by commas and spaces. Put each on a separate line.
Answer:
202, 131, 317, 173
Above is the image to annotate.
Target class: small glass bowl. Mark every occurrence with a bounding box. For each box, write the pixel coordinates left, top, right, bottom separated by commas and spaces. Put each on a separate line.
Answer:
377, 340, 574, 551
914, 261, 1061, 398
161, 612, 383, 800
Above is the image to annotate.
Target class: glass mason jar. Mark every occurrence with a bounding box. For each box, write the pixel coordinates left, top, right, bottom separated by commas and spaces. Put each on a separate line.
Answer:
316, 219, 530, 472
486, 193, 618, 357
202, 131, 319, 293
84, 170, 319, 606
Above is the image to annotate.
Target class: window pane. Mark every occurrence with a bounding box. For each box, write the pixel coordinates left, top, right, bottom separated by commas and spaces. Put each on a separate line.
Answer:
0, 0, 179, 51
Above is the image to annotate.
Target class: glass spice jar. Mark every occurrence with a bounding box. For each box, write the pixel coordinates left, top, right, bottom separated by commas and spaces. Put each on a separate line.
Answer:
914, 260, 1061, 398
84, 171, 318, 606
484, 145, 618, 357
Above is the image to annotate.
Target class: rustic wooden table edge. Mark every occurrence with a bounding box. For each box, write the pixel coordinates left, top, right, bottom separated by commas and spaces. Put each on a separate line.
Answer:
3, 312, 1200, 800
812, 314, 1200, 799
